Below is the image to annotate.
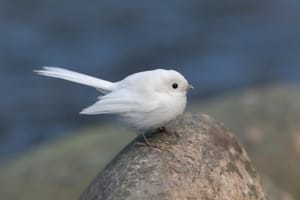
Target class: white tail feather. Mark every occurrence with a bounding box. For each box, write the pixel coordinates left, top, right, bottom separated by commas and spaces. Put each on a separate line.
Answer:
34, 66, 114, 93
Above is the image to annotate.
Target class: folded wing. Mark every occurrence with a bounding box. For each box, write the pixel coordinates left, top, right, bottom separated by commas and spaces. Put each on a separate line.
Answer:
80, 89, 157, 115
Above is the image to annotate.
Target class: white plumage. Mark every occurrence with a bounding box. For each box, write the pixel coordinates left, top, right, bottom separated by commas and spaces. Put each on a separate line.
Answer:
35, 67, 114, 93
35, 67, 192, 132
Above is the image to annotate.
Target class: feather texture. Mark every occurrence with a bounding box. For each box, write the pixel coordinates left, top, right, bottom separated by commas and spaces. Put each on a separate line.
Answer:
34, 66, 114, 93
35, 67, 190, 130
80, 89, 156, 115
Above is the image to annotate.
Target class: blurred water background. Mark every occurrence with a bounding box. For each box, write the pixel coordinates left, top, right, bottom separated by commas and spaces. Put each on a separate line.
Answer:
0, 0, 300, 164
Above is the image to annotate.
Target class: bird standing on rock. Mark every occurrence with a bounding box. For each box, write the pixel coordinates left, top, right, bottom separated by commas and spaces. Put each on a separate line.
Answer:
35, 67, 193, 146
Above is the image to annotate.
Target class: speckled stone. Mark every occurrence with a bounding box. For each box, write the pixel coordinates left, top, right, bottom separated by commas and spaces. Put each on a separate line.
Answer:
80, 113, 267, 200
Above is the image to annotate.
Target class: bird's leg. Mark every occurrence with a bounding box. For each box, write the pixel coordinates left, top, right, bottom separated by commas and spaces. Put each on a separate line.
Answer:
134, 132, 159, 148
156, 126, 180, 137
141, 132, 152, 146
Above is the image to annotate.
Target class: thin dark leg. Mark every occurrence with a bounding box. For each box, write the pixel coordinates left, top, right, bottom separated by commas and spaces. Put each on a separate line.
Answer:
134, 132, 159, 148
142, 132, 151, 146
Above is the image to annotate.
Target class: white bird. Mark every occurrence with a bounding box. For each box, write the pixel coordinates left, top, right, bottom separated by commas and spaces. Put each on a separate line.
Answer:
34, 67, 193, 146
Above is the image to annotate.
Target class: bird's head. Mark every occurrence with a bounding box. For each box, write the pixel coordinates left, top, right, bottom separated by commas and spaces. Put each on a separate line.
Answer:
153, 69, 193, 96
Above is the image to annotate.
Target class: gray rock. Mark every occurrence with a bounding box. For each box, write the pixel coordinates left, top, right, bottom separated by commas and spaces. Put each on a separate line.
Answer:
194, 84, 300, 199
80, 113, 267, 200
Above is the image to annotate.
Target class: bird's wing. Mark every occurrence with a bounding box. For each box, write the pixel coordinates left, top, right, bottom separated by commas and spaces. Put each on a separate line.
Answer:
34, 66, 114, 94
80, 89, 158, 115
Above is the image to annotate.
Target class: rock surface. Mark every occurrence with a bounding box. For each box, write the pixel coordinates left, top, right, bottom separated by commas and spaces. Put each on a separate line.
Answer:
1, 84, 298, 200
194, 84, 300, 199
80, 113, 267, 200
0, 126, 135, 200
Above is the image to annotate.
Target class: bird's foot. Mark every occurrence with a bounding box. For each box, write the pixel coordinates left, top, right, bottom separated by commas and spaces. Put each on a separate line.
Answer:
134, 132, 160, 148
157, 126, 180, 137
134, 141, 160, 148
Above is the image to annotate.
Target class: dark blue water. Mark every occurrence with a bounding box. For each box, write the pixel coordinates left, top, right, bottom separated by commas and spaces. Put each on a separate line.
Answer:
0, 0, 300, 163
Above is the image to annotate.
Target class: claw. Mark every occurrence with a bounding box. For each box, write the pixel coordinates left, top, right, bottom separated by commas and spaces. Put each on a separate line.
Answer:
135, 132, 160, 148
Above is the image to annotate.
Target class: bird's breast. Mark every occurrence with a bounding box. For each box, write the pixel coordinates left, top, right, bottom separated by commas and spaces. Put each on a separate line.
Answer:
121, 92, 187, 131
145, 94, 186, 129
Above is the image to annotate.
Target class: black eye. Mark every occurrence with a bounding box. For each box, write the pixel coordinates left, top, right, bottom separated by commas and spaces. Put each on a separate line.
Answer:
172, 83, 178, 89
